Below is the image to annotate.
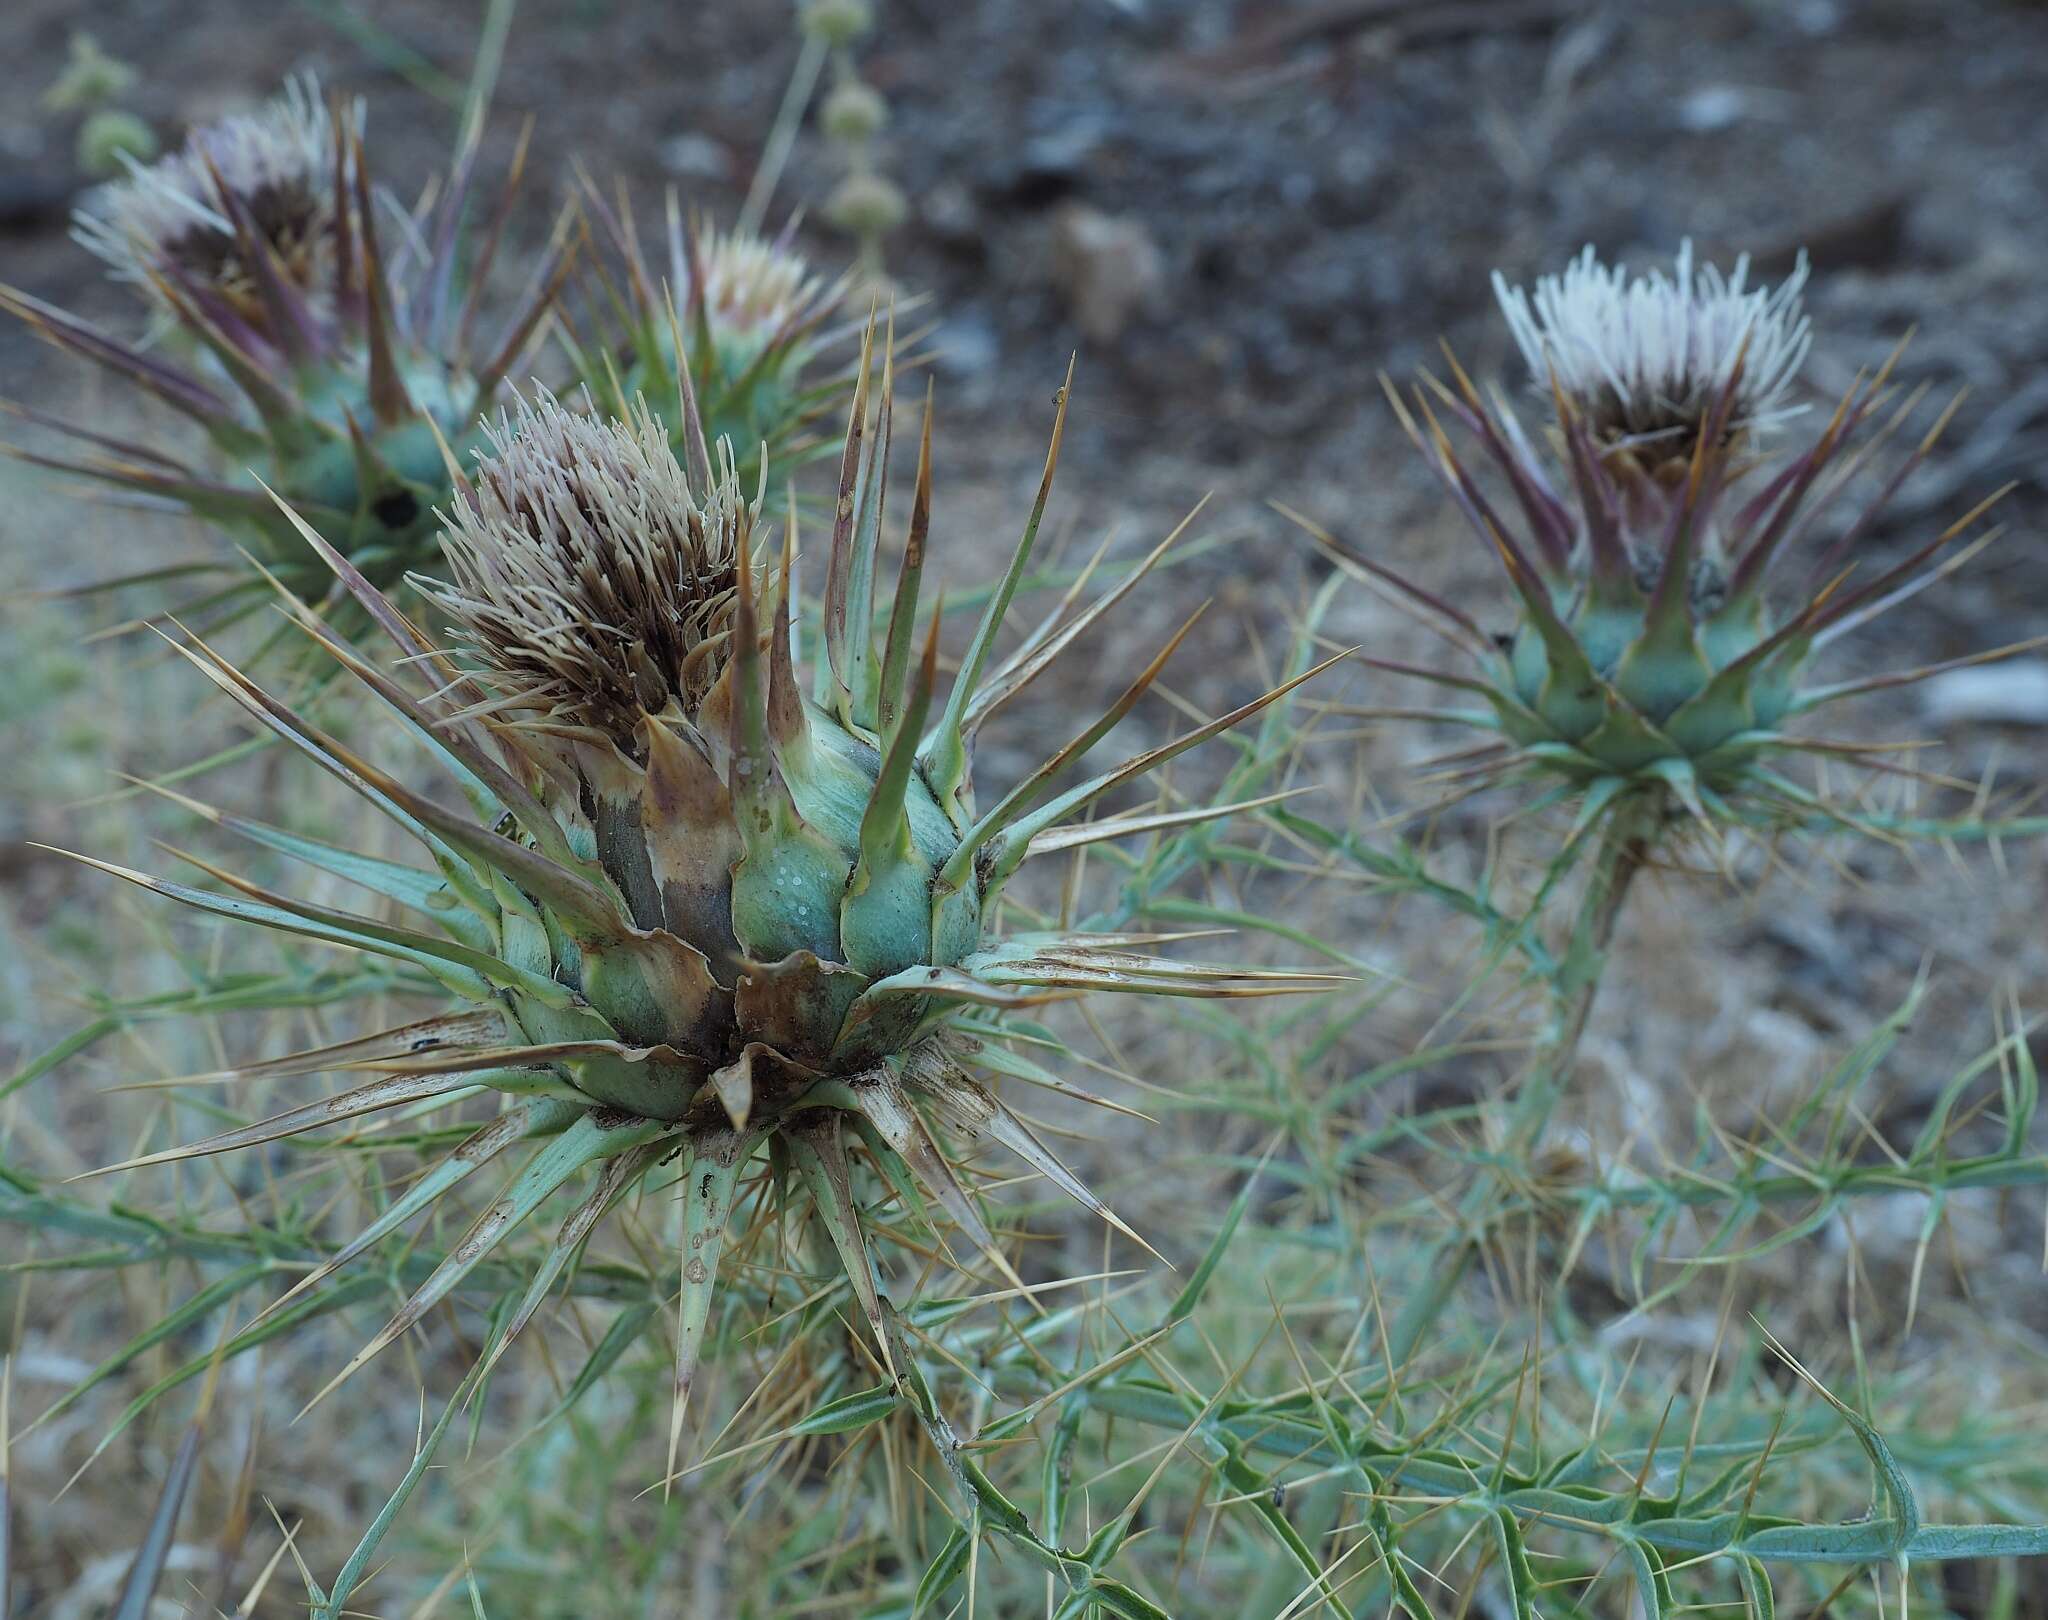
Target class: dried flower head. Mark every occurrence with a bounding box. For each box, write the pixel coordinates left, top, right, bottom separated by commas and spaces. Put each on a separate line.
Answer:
74, 74, 339, 320
427, 392, 746, 743
1493, 241, 1812, 468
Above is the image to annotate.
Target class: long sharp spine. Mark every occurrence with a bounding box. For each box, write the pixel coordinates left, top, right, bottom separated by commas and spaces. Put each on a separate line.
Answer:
920, 355, 1075, 820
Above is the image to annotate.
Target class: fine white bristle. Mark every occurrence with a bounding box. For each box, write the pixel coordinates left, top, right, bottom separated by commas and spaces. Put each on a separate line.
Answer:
1493, 240, 1812, 444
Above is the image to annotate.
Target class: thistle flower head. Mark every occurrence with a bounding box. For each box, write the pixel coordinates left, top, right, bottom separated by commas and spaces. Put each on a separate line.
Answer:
2, 77, 564, 617
427, 392, 746, 743
690, 225, 827, 352
1315, 247, 1998, 828
571, 190, 853, 491
67, 345, 1339, 1458
1493, 241, 1812, 470
74, 74, 338, 314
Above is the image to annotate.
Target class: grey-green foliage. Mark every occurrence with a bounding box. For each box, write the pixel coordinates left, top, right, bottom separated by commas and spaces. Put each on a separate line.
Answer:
10, 585, 2048, 1615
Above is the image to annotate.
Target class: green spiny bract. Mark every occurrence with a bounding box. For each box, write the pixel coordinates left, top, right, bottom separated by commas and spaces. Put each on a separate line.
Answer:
69, 345, 1338, 1462
1315, 243, 2002, 828
0, 76, 566, 618
567, 188, 852, 491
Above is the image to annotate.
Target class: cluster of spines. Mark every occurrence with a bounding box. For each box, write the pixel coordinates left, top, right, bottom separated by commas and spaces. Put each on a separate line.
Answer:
48, 330, 1340, 1482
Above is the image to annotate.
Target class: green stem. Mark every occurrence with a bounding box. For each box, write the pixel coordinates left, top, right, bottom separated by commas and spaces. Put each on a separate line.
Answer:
1385, 799, 1654, 1368
738, 31, 828, 238
1503, 811, 1649, 1153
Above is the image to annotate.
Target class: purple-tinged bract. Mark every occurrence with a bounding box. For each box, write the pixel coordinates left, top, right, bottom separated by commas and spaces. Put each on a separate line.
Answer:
2, 77, 568, 615
1310, 244, 2006, 829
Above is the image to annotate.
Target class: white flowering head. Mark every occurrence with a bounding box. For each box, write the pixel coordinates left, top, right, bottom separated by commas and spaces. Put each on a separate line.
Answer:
1357, 244, 1996, 819
74, 74, 340, 308
423, 391, 750, 748
691, 227, 825, 353
1493, 241, 1811, 467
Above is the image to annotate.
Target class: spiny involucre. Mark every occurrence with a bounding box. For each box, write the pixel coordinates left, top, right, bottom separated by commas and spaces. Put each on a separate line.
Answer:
0, 75, 568, 616
569, 188, 853, 490
63, 344, 1341, 1469
1307, 241, 2007, 833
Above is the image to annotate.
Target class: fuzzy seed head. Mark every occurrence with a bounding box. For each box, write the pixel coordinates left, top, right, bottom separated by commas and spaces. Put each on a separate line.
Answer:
424, 392, 750, 749
1493, 241, 1812, 461
75, 75, 341, 308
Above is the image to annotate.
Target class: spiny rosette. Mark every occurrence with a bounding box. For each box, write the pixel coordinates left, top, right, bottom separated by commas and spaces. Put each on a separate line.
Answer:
1311, 242, 2007, 830
568, 186, 852, 489
60, 349, 1340, 1453
0, 76, 568, 619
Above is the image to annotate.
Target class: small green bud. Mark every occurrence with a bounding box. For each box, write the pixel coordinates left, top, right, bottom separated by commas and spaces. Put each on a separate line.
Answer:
44, 32, 137, 113
77, 108, 158, 178
826, 171, 907, 238
800, 0, 873, 46
820, 80, 888, 143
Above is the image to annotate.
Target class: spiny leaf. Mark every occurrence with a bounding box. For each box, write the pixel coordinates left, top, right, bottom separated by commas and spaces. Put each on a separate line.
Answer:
665, 1126, 754, 1491
302, 1109, 675, 1413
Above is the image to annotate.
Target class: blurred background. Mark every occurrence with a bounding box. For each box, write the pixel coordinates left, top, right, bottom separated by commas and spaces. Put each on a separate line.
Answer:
4, 1, 2047, 1613
7, 0, 2046, 813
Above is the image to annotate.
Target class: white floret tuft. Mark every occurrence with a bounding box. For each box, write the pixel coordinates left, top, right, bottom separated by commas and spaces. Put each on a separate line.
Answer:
1493, 240, 1812, 446
73, 74, 344, 293
690, 227, 826, 349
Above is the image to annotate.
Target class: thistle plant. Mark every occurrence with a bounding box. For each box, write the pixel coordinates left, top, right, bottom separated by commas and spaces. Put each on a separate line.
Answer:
567, 187, 853, 489
1314, 242, 2009, 840
8, 17, 2048, 1601
1287, 244, 2038, 1379
0, 76, 566, 617
51, 340, 1338, 1495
